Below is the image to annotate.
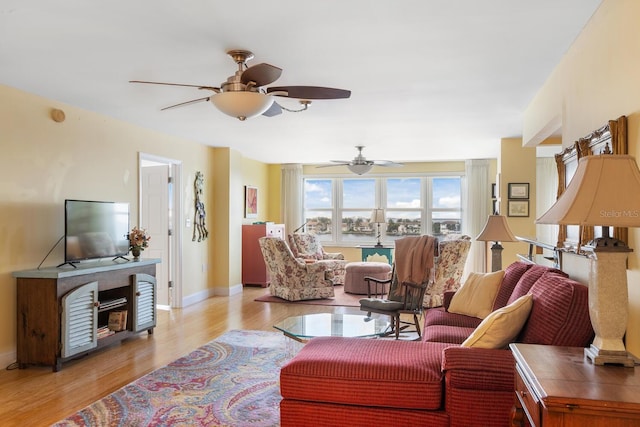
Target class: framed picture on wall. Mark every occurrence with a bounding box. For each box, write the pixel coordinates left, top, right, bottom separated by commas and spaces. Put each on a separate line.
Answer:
508, 183, 529, 199
245, 185, 258, 218
508, 200, 529, 217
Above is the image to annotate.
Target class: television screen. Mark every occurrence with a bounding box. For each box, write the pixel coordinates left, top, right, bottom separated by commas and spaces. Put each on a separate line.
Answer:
65, 200, 130, 262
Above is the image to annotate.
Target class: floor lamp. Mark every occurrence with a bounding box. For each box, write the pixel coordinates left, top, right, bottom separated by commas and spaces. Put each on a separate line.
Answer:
476, 215, 517, 272
371, 208, 386, 248
537, 154, 640, 367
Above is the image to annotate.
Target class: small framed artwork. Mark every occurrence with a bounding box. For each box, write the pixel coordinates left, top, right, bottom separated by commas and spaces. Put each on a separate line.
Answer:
508, 200, 529, 217
492, 199, 499, 215
245, 185, 258, 218
491, 183, 497, 199
508, 182, 529, 199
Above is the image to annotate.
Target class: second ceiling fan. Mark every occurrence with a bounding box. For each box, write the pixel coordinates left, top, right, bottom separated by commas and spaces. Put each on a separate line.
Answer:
130, 49, 351, 121
318, 146, 404, 175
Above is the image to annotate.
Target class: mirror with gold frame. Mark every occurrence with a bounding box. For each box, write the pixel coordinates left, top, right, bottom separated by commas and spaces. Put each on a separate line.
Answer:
554, 115, 628, 252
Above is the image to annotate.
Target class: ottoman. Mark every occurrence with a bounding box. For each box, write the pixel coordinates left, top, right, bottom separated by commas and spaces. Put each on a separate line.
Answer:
344, 261, 392, 294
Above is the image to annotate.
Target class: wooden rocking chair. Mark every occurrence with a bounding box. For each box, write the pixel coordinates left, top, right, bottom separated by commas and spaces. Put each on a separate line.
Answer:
359, 235, 437, 339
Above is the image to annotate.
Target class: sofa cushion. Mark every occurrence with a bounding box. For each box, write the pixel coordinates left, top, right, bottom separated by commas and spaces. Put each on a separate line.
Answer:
422, 324, 477, 344
518, 271, 594, 346
280, 337, 450, 410
423, 307, 483, 329
492, 262, 533, 310
461, 294, 533, 349
449, 270, 504, 319
506, 264, 566, 305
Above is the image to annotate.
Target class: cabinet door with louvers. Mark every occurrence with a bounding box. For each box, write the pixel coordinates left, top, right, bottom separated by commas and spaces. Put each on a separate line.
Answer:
132, 273, 156, 332
61, 281, 98, 358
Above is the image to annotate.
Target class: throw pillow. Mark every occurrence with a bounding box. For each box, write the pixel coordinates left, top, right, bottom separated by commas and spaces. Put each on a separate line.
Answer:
461, 294, 533, 349
448, 270, 505, 319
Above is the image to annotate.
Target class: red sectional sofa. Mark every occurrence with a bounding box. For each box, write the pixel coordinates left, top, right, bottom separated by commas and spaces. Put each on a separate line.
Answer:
279, 262, 595, 427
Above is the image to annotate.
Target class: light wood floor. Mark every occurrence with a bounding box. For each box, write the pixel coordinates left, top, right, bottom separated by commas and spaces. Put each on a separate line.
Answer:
0, 286, 362, 427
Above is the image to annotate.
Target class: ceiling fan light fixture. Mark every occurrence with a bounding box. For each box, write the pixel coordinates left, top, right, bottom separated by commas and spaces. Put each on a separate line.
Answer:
347, 163, 374, 175
210, 92, 274, 121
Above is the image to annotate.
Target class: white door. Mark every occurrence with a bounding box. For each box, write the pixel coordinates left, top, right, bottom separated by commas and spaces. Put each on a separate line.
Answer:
141, 164, 171, 307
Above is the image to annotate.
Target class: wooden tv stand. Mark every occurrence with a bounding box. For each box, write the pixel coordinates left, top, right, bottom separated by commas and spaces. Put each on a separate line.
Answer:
13, 258, 160, 371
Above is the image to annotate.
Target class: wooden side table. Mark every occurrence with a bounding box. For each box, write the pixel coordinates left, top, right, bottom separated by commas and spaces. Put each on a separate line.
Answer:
510, 343, 640, 427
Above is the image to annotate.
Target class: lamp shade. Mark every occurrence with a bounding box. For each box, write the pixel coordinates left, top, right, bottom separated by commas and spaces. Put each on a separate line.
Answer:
210, 92, 274, 120
536, 155, 640, 227
476, 215, 517, 243
347, 163, 374, 175
371, 208, 386, 223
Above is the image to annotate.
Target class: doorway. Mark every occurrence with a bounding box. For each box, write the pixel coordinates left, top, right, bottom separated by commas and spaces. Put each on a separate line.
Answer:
139, 153, 183, 309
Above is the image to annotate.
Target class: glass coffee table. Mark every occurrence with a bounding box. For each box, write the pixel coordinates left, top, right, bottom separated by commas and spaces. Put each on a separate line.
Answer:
274, 313, 390, 342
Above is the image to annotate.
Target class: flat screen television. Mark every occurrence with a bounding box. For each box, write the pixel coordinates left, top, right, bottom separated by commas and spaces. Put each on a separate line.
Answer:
64, 199, 130, 263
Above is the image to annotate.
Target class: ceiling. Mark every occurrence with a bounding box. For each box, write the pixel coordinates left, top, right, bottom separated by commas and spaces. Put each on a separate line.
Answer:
1, 0, 601, 166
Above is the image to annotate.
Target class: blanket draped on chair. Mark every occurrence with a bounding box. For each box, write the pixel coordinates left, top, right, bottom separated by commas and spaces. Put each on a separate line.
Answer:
393, 235, 438, 296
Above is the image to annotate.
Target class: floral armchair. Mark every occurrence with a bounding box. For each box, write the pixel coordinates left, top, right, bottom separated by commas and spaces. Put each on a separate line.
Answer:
423, 235, 471, 308
287, 233, 347, 285
258, 237, 335, 301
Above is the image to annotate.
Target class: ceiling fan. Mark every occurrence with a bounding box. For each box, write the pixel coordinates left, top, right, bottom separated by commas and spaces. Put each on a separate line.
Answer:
130, 49, 351, 121
318, 146, 404, 175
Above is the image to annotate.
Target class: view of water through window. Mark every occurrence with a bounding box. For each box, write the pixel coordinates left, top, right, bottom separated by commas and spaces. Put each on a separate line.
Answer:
304, 175, 462, 244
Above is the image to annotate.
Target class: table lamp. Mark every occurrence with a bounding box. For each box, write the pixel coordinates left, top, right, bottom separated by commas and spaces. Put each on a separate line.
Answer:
537, 154, 640, 367
476, 215, 518, 272
370, 208, 386, 247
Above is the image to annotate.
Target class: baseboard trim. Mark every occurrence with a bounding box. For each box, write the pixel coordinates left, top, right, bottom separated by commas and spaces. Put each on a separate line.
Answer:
180, 284, 244, 306
181, 288, 214, 307
213, 283, 243, 297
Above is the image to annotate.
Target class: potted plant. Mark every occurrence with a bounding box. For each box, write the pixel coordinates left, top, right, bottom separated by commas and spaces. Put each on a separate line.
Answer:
128, 226, 150, 260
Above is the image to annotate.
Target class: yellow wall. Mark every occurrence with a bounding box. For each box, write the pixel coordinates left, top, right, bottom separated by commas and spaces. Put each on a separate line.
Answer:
523, 0, 640, 355
0, 84, 219, 365
267, 164, 282, 223
498, 138, 537, 267
211, 148, 241, 295
241, 157, 270, 224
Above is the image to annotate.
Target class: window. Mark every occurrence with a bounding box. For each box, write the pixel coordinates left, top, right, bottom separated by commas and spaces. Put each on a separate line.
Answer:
303, 179, 334, 239
303, 174, 463, 245
430, 177, 463, 236
386, 178, 422, 242
342, 178, 376, 244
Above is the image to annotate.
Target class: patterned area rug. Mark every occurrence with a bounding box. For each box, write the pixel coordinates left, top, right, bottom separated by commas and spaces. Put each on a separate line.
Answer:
52, 330, 303, 427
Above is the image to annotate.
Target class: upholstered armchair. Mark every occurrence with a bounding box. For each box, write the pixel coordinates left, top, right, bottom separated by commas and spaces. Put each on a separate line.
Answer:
287, 233, 347, 285
423, 235, 471, 308
258, 237, 335, 301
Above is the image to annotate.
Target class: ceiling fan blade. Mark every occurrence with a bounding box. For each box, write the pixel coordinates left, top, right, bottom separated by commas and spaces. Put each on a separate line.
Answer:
267, 86, 351, 100
373, 160, 404, 167
262, 101, 283, 117
161, 96, 211, 111
241, 63, 283, 87
130, 80, 220, 92
316, 163, 349, 168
